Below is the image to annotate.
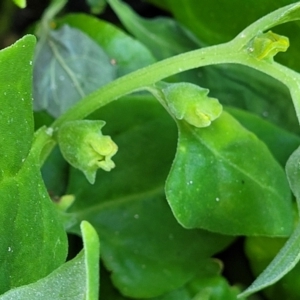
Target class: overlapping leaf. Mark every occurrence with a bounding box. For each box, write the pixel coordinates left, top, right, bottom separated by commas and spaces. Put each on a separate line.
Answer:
108, 0, 199, 60
165, 111, 293, 236
33, 24, 116, 117
0, 36, 67, 294
65, 95, 233, 298
0, 221, 100, 300
59, 13, 156, 76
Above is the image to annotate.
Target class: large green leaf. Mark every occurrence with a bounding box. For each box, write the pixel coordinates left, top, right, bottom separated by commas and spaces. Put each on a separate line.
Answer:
166, 111, 293, 236
33, 24, 116, 117
65, 95, 233, 298
0, 221, 100, 300
0, 36, 67, 294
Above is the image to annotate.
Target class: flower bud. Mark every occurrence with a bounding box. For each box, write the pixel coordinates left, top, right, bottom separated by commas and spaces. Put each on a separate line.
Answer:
247, 30, 289, 61
159, 82, 222, 128
57, 120, 118, 184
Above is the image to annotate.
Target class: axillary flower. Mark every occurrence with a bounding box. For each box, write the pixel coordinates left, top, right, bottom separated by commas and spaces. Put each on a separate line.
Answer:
157, 82, 223, 128
57, 120, 118, 184
247, 30, 289, 61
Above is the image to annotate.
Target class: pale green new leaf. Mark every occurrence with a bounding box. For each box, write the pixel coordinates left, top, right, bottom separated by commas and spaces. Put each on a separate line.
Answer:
0, 221, 100, 300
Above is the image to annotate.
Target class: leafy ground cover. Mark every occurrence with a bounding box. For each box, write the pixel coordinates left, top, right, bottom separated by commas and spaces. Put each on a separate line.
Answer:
2, 0, 300, 299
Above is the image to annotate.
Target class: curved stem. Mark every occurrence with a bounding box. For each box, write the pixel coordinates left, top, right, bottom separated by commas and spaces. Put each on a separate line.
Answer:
51, 41, 242, 130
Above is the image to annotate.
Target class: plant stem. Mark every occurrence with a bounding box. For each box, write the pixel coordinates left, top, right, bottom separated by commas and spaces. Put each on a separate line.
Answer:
51, 41, 242, 130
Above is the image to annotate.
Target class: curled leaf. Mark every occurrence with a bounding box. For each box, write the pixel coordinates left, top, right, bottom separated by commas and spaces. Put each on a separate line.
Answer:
247, 31, 289, 60
57, 120, 118, 184
155, 82, 223, 128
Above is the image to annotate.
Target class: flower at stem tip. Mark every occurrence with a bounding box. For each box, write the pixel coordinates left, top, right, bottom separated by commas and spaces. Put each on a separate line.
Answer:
57, 120, 118, 184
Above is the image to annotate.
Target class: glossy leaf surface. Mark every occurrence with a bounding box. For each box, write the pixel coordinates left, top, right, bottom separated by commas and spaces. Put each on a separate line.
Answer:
166, 111, 293, 236
0, 221, 100, 300
0, 36, 67, 294
65, 95, 233, 298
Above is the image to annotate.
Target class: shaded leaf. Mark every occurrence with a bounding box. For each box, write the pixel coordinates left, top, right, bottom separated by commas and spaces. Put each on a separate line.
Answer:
65, 95, 233, 298
108, 0, 199, 60
166, 111, 293, 236
87, 0, 107, 14
12, 0, 26, 8
0, 36, 68, 293
0, 221, 100, 300
58, 13, 156, 76
33, 24, 116, 117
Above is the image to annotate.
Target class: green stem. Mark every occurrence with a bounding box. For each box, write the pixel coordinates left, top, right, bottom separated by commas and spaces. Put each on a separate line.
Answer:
51, 41, 243, 130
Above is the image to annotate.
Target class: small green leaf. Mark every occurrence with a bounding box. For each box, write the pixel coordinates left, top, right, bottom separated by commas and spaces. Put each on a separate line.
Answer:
247, 31, 289, 61
0, 221, 100, 300
0, 36, 68, 293
12, 0, 26, 8
57, 120, 118, 184
33, 24, 116, 117
166, 111, 293, 236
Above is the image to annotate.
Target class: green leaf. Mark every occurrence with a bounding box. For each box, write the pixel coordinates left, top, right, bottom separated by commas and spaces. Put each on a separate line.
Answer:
199, 64, 298, 134
81, 221, 100, 299
0, 221, 100, 300
12, 0, 26, 8
153, 82, 223, 128
108, 0, 199, 60
239, 222, 300, 298
58, 13, 156, 76
166, 111, 293, 236
65, 95, 233, 298
162, 0, 298, 45
236, 146, 300, 297
33, 24, 116, 117
0, 36, 68, 293
226, 107, 300, 166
